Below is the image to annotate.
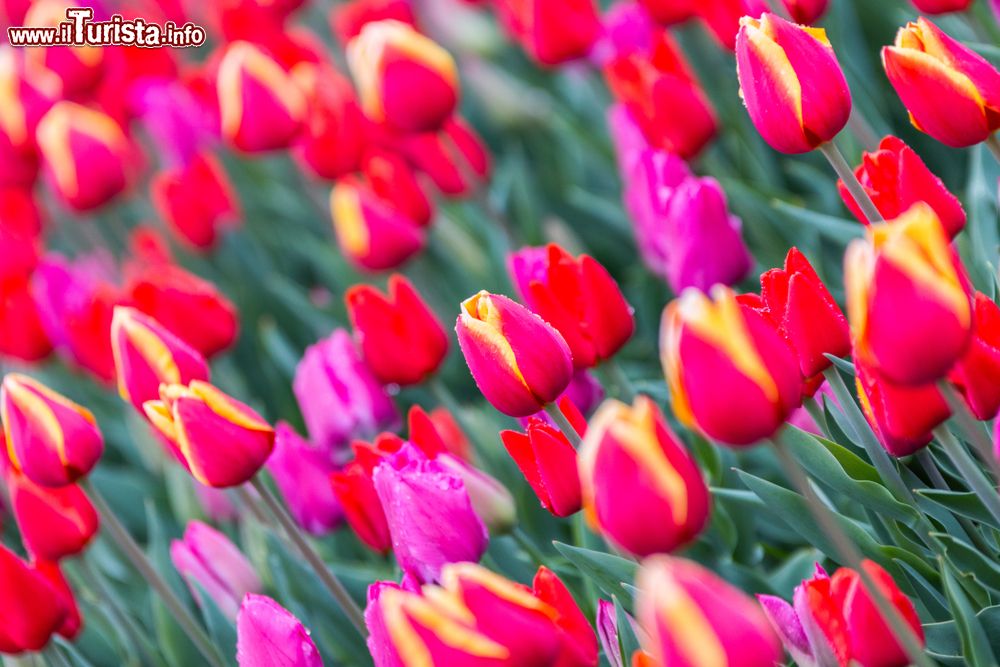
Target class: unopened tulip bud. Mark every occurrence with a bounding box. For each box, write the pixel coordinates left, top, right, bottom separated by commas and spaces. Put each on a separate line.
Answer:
456, 290, 574, 417
782, 0, 829, 24
636, 556, 782, 667
144, 381, 275, 488
661, 285, 802, 446
330, 177, 426, 271
292, 62, 368, 181
845, 202, 972, 386
267, 423, 342, 536
347, 20, 458, 133
495, 0, 602, 66
502, 410, 583, 518
579, 397, 709, 556
1, 374, 103, 487
36, 101, 130, 211
509, 243, 634, 370
346, 274, 448, 386
8, 471, 98, 560
883, 18, 1000, 147
362, 147, 433, 226
23, 2, 104, 96
330, 459, 392, 554
0, 274, 52, 362
736, 13, 851, 154
111, 306, 210, 413
398, 117, 491, 196
34, 560, 82, 641
838, 136, 965, 238
407, 404, 473, 462
949, 292, 1000, 420
171, 520, 262, 619
910, 0, 973, 12
151, 152, 241, 250
856, 359, 950, 457
237, 594, 323, 667
0, 544, 67, 652
217, 41, 306, 152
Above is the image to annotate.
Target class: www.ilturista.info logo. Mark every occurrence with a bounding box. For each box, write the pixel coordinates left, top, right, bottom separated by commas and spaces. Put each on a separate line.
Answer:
7, 8, 206, 47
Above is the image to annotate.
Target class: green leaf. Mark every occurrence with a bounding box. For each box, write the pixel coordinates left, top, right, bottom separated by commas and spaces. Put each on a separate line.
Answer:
933, 532, 1000, 594
916, 489, 1000, 531
552, 542, 637, 605
939, 559, 998, 666
925, 604, 1000, 664
193, 583, 238, 667
895, 560, 950, 622
772, 200, 864, 244
614, 596, 641, 666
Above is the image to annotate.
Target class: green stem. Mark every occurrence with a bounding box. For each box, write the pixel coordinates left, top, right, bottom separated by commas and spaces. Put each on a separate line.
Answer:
915, 449, 995, 555
771, 435, 934, 667
935, 427, 1000, 529
601, 358, 636, 402
819, 141, 884, 224
938, 382, 1000, 485
804, 395, 829, 437
511, 527, 547, 565
544, 402, 583, 448
250, 477, 366, 635
42, 645, 72, 667
80, 479, 226, 667
985, 134, 1000, 167
848, 110, 880, 151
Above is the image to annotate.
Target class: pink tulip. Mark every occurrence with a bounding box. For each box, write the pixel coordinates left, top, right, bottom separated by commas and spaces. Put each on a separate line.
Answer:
170, 521, 261, 619
237, 594, 323, 667
267, 423, 343, 535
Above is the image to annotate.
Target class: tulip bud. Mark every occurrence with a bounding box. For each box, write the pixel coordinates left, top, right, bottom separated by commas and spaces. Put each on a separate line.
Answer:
1, 374, 103, 487
838, 135, 965, 238
126, 263, 239, 359
502, 412, 583, 518
883, 18, 1000, 147
579, 397, 709, 556
36, 101, 130, 211
347, 20, 458, 133
217, 41, 306, 153
293, 328, 399, 453
661, 285, 802, 446
330, 459, 392, 554
782, 0, 829, 24
0, 188, 43, 240
0, 274, 52, 362
949, 292, 1000, 420
638, 0, 697, 25
362, 147, 433, 226
144, 381, 275, 488
636, 556, 782, 667
495, 0, 602, 66
456, 290, 574, 417
331, 0, 417, 43
0, 544, 67, 652
171, 520, 262, 620
910, 0, 973, 12
759, 561, 924, 667
605, 31, 718, 159
856, 358, 950, 457
398, 117, 492, 197
408, 404, 473, 462
8, 471, 98, 560
34, 560, 82, 640
111, 306, 210, 413
744, 248, 851, 380
292, 62, 368, 180
698, 0, 767, 50
23, 2, 104, 97
267, 423, 342, 535
372, 444, 488, 582
845, 202, 972, 386
237, 594, 323, 667
509, 243, 634, 370
346, 274, 448, 386
736, 13, 851, 154
330, 177, 426, 271
151, 152, 241, 250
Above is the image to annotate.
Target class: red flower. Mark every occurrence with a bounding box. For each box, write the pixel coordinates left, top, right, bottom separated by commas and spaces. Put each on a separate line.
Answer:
949, 292, 1000, 420
8, 470, 99, 560
152, 152, 240, 250
330, 460, 391, 554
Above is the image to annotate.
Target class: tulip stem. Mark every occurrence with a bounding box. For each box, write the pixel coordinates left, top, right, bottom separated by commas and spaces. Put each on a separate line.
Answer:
249, 476, 367, 635
818, 142, 884, 224
80, 479, 226, 667
43, 645, 72, 667
770, 434, 935, 667
934, 427, 1000, 529
804, 395, 829, 436
939, 382, 1000, 484
544, 402, 583, 448
601, 358, 636, 402
986, 135, 1000, 167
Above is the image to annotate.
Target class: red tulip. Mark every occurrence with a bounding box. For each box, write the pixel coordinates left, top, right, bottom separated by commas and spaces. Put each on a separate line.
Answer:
0, 543, 67, 652
407, 404, 473, 462
8, 470, 99, 560
330, 459, 392, 554
494, 0, 602, 66
330, 177, 426, 271
34, 560, 82, 640
949, 292, 1000, 420
856, 359, 950, 457
910, 0, 973, 12
362, 147, 433, 227
398, 117, 491, 197
23, 1, 105, 97
151, 152, 240, 250
331, 0, 417, 43
697, 0, 767, 50
638, 0, 697, 25
0, 274, 52, 362
291, 62, 368, 181
782, 0, 829, 24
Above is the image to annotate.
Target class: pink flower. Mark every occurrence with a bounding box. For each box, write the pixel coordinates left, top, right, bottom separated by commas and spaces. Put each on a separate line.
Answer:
170, 520, 261, 619
267, 423, 343, 535
237, 594, 323, 667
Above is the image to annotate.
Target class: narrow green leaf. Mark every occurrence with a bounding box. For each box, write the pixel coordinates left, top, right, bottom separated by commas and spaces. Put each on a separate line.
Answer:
940, 558, 997, 666
552, 542, 637, 605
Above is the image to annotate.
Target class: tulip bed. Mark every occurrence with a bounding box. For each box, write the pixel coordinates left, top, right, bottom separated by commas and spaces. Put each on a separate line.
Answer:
5, 0, 1000, 665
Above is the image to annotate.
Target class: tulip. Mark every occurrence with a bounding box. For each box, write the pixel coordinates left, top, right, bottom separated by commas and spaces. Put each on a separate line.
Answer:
736, 13, 852, 154
949, 292, 1000, 420
742, 247, 851, 380
0, 544, 67, 652
509, 243, 634, 370
0, 274, 52, 362
782, 0, 829, 24
362, 147, 433, 226
620, 145, 685, 262
502, 410, 583, 518
845, 202, 972, 386
494, 0, 602, 66
171, 520, 262, 620
638, 0, 697, 25
1, 374, 104, 487
267, 423, 342, 535
330, 177, 426, 271
605, 31, 717, 159
0, 49, 55, 190
407, 404, 473, 462
910, 0, 973, 12
34, 560, 82, 640
838, 136, 965, 238
8, 471, 99, 561
110, 306, 211, 413
151, 152, 241, 250
759, 561, 924, 667
237, 594, 323, 667
0, 188, 43, 240
591, 1, 658, 67
697, 0, 767, 50
35, 101, 130, 211
144, 381, 275, 488
217, 41, 306, 152
346, 274, 448, 386
366, 562, 597, 666
636, 555, 782, 666
397, 117, 492, 196
331, 0, 417, 43
372, 444, 488, 582
292, 62, 368, 181
23, 1, 105, 95
347, 20, 458, 133
661, 285, 802, 446
330, 459, 392, 553
578, 397, 709, 556
883, 18, 1000, 147
856, 359, 950, 457
456, 291, 574, 417
293, 328, 399, 453
126, 262, 239, 359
